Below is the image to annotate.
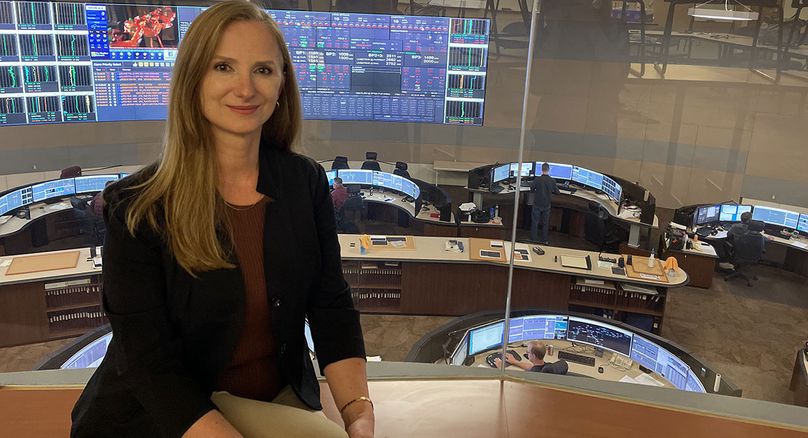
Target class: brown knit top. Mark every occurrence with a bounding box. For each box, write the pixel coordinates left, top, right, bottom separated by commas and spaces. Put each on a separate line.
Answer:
216, 196, 284, 401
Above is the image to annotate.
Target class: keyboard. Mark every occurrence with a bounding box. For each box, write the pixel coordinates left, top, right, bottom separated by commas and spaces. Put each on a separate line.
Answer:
696, 226, 715, 238
520, 180, 532, 187
491, 185, 505, 193
485, 349, 522, 368
558, 350, 596, 367
763, 228, 791, 240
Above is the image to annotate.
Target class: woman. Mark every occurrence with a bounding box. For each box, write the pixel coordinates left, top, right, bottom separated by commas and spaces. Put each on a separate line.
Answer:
71, 2, 374, 437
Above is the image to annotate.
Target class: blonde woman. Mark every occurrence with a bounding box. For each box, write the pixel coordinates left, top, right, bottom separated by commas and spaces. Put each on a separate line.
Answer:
71, 2, 373, 437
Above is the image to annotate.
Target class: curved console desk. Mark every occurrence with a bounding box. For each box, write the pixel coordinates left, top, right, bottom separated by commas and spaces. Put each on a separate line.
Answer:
0, 235, 687, 347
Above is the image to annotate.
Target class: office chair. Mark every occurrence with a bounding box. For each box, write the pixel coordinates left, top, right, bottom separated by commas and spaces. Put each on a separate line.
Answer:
724, 220, 766, 287
340, 195, 364, 234
541, 359, 569, 375
361, 152, 381, 171
393, 161, 410, 178
60, 166, 82, 179
331, 156, 349, 170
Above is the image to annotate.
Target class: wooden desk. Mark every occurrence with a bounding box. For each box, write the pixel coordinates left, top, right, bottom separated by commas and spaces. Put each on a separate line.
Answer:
663, 242, 718, 289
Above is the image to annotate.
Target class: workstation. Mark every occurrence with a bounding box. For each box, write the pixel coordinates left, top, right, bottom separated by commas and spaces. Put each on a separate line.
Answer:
466, 161, 657, 248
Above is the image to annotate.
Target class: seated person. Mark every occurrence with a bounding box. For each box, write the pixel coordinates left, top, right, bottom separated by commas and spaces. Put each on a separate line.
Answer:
331, 176, 348, 211
494, 341, 568, 374
718, 211, 752, 270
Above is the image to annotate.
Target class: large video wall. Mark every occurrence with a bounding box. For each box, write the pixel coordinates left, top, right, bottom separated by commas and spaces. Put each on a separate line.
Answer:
0, 1, 491, 126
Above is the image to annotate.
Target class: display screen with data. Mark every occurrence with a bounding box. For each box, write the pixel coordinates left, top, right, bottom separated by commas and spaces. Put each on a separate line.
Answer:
798, 214, 808, 234
0, 173, 122, 216
566, 316, 633, 355
0, 2, 491, 126
507, 315, 568, 343
571, 167, 604, 191
752, 206, 799, 229
630, 334, 704, 392
509, 162, 532, 177
718, 204, 752, 223
491, 163, 510, 184
334, 169, 419, 199
467, 321, 504, 356
694, 204, 720, 225
535, 162, 573, 180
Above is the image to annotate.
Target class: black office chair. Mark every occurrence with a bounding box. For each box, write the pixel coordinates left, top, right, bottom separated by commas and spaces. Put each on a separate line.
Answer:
725, 220, 766, 287
361, 152, 381, 171
541, 359, 569, 375
331, 156, 349, 170
60, 166, 82, 179
393, 161, 410, 178
340, 195, 364, 234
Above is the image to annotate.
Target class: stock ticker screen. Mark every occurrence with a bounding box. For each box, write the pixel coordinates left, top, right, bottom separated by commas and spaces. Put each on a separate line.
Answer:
0, 2, 491, 126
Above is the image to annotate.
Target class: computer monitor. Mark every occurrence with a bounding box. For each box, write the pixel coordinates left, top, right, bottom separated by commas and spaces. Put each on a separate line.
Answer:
372, 171, 404, 193
450, 334, 469, 366
337, 169, 374, 185
534, 162, 574, 180
718, 204, 752, 223
798, 214, 808, 234
0, 187, 34, 216
630, 334, 691, 391
467, 320, 505, 356
693, 204, 721, 226
400, 178, 420, 199
326, 170, 337, 187
491, 164, 510, 185
31, 179, 76, 203
686, 369, 706, 393
571, 167, 605, 191
61, 332, 113, 369
509, 162, 533, 177
566, 316, 633, 356
118, 173, 129, 178
752, 205, 800, 229
601, 176, 622, 203
304, 321, 315, 353
507, 315, 568, 343
74, 175, 120, 194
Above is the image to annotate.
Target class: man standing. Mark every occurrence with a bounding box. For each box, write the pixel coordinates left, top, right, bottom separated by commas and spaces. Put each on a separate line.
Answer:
331, 177, 348, 211
530, 162, 559, 244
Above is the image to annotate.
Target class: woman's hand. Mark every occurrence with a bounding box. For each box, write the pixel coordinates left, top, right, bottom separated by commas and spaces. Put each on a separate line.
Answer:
343, 402, 375, 438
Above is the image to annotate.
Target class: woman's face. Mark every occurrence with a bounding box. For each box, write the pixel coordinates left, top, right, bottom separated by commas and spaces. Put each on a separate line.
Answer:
200, 20, 284, 142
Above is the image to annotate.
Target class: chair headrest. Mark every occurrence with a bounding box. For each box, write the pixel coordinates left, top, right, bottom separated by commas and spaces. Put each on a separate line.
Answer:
365, 151, 378, 160
60, 166, 82, 179
395, 161, 408, 170
748, 220, 765, 233
334, 156, 348, 162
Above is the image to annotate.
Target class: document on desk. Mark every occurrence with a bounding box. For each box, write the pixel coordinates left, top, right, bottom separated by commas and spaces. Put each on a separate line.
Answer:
793, 241, 808, 250
0, 259, 10, 268
619, 374, 664, 387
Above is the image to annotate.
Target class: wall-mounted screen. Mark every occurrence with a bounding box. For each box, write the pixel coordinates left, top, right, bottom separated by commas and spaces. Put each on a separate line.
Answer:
0, 3, 491, 126
566, 316, 633, 356
467, 320, 504, 356
752, 205, 799, 229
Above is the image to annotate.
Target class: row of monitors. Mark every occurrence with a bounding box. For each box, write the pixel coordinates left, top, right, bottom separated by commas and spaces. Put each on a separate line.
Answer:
0, 173, 126, 217
325, 169, 420, 200
451, 314, 706, 393
695, 203, 808, 232
490, 162, 622, 203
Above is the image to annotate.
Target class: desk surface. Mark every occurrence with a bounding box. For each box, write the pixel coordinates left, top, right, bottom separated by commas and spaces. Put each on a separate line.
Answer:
358, 189, 502, 227
669, 241, 719, 259
473, 340, 676, 390
0, 236, 688, 288
0, 200, 77, 237
473, 184, 659, 228
705, 230, 808, 254
339, 235, 688, 287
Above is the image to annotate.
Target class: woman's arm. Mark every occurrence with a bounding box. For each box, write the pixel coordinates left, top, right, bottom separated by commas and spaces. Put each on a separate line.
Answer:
324, 358, 374, 438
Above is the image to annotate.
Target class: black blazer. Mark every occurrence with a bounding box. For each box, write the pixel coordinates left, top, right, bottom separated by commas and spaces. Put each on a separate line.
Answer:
71, 147, 366, 437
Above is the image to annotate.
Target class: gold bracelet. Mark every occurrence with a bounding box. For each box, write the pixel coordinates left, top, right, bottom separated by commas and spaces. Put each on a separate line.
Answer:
339, 396, 373, 415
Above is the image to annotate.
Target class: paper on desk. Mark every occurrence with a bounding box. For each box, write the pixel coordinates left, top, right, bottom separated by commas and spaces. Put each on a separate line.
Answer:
0, 259, 10, 267
634, 373, 665, 387
597, 260, 614, 269
793, 241, 808, 249
366, 356, 382, 362
619, 375, 638, 384
490, 240, 504, 248
389, 240, 406, 248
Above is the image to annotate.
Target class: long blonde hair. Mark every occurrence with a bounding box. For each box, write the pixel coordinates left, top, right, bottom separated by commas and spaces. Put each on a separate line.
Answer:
125, 0, 302, 274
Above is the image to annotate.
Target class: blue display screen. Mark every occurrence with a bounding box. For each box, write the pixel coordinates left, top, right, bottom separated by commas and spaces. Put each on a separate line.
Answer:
694, 204, 721, 225
798, 214, 808, 233
602, 176, 622, 202
74, 175, 119, 194
0, 187, 34, 215
718, 204, 752, 223
572, 167, 604, 190
491, 164, 510, 184
2, 3, 491, 126
31, 179, 76, 202
338, 169, 373, 185
752, 206, 799, 229
630, 334, 698, 391
566, 316, 633, 356
546, 163, 573, 180
509, 162, 532, 177
507, 315, 567, 343
468, 321, 504, 356
326, 170, 337, 186
400, 178, 420, 199
686, 370, 706, 393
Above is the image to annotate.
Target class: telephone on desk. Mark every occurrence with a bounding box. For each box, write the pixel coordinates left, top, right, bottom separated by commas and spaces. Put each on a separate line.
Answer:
486, 349, 522, 368
403, 196, 415, 203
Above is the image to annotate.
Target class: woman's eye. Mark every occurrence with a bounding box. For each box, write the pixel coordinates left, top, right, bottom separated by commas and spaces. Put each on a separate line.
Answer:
214, 63, 231, 72
255, 66, 272, 75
